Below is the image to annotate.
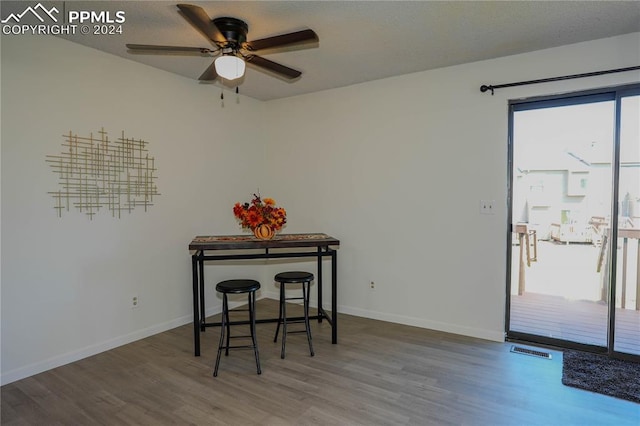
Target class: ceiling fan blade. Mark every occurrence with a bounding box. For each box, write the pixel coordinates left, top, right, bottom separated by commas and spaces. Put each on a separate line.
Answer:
245, 55, 302, 79
177, 4, 226, 44
243, 29, 318, 51
198, 61, 218, 81
126, 44, 215, 54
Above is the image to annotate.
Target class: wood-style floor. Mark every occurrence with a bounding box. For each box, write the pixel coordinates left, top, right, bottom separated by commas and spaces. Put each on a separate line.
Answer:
2, 299, 639, 425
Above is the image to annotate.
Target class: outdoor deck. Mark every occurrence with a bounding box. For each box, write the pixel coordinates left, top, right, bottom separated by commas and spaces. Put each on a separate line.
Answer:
510, 292, 640, 354
510, 239, 639, 355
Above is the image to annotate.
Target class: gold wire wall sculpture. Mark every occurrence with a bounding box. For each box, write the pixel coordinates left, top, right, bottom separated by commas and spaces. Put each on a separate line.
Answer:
46, 128, 160, 219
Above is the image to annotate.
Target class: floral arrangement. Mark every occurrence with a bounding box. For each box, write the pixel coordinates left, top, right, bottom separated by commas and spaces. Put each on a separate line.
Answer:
233, 193, 287, 233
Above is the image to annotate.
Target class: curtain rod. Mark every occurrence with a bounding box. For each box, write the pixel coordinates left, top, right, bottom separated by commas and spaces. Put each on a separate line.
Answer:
480, 65, 640, 95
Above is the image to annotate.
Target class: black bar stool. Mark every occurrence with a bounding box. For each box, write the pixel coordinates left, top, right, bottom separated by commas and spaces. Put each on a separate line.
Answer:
214, 279, 261, 377
273, 271, 315, 359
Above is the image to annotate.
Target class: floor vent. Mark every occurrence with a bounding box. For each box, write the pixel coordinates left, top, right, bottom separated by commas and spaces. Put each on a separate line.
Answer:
510, 345, 552, 359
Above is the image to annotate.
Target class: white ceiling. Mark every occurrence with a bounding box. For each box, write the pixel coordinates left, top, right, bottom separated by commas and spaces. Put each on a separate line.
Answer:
8, 1, 640, 101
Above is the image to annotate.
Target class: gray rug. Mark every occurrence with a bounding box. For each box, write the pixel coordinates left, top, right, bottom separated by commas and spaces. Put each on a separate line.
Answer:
562, 350, 640, 403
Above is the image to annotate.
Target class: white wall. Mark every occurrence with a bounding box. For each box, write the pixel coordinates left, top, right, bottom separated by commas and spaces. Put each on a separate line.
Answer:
263, 33, 640, 339
1, 35, 269, 384
2, 31, 639, 385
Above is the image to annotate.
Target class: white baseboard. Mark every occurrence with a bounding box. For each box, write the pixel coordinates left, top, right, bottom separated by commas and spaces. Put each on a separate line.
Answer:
2, 295, 502, 385
339, 305, 505, 342
262, 292, 502, 342
1, 313, 194, 386
261, 292, 503, 342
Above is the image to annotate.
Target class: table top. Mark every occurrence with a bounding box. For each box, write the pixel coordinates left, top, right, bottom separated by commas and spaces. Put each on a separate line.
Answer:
189, 233, 340, 251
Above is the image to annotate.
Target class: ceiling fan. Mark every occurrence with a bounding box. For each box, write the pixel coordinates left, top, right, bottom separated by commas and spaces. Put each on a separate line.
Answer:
126, 4, 318, 82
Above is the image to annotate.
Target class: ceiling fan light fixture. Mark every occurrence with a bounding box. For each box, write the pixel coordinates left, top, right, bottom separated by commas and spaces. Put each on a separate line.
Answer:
214, 55, 245, 80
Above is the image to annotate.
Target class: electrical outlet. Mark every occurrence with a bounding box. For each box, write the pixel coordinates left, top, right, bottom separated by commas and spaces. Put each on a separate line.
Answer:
131, 296, 139, 308
480, 200, 496, 215
370, 281, 375, 289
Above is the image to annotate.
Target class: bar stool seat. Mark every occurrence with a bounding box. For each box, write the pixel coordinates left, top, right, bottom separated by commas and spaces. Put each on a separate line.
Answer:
214, 279, 261, 377
273, 271, 314, 359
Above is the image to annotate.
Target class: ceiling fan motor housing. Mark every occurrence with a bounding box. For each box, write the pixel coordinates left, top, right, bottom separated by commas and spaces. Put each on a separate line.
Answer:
213, 17, 248, 48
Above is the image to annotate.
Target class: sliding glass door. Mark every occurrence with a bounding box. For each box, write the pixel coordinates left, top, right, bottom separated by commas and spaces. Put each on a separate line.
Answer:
507, 84, 640, 358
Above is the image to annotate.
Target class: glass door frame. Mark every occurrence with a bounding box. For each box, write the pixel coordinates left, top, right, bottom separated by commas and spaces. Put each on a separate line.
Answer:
610, 84, 640, 361
505, 82, 640, 361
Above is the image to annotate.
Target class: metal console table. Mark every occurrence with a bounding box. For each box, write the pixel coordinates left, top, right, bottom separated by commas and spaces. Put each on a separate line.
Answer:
189, 233, 340, 356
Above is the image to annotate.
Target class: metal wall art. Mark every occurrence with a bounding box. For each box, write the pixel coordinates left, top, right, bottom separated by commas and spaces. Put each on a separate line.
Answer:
46, 128, 160, 219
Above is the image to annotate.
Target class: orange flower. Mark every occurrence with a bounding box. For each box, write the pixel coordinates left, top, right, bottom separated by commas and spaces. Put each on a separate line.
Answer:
263, 197, 275, 206
233, 203, 244, 217
247, 209, 263, 228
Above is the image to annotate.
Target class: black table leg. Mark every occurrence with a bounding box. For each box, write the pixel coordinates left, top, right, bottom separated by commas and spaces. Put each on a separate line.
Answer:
198, 256, 205, 331
331, 248, 337, 344
192, 254, 200, 356
317, 247, 323, 323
